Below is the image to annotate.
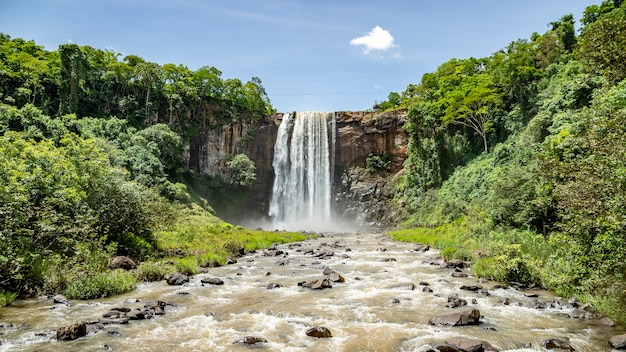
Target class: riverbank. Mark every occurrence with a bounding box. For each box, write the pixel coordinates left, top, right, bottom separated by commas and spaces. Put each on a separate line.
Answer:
388, 220, 626, 327
0, 204, 306, 306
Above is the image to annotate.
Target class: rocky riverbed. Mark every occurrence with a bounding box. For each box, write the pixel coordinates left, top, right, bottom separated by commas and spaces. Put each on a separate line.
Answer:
0, 232, 624, 351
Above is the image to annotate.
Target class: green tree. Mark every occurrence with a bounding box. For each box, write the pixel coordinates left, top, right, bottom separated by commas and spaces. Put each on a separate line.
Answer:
576, 5, 626, 84
441, 74, 502, 152
225, 154, 256, 187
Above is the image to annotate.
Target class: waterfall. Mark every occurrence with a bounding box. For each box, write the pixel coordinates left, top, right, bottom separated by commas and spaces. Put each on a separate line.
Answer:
269, 111, 336, 231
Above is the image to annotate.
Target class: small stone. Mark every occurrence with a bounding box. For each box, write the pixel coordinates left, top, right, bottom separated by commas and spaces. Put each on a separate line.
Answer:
460, 285, 483, 291
542, 337, 575, 351
266, 283, 284, 289
53, 294, 69, 305
201, 278, 224, 285
306, 326, 332, 338
238, 336, 267, 344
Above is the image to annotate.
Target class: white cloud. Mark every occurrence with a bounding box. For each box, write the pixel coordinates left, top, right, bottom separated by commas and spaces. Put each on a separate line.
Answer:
350, 26, 395, 54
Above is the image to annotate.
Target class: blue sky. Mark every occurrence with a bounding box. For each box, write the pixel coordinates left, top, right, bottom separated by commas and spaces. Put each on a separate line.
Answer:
1, 0, 595, 112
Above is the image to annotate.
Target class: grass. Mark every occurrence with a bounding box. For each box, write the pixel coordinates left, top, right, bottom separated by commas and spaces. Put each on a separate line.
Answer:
155, 203, 307, 265
64, 271, 137, 299
388, 221, 471, 261
0, 291, 18, 307
134, 262, 172, 282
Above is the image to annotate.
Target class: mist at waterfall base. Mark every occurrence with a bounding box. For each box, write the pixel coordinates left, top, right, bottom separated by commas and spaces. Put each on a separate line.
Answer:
267, 111, 351, 233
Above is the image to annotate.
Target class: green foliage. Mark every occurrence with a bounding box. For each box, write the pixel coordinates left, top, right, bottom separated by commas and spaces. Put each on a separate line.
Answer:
365, 153, 391, 173
224, 153, 256, 187
64, 271, 136, 300
174, 257, 201, 276
134, 262, 171, 282
576, 4, 626, 84
394, 6, 626, 324
0, 291, 18, 307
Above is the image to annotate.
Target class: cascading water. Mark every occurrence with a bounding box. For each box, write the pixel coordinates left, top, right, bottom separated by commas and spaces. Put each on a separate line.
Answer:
269, 111, 336, 231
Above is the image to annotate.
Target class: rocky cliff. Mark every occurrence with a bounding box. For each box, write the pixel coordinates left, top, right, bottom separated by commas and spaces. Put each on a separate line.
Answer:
333, 110, 408, 227
185, 110, 408, 228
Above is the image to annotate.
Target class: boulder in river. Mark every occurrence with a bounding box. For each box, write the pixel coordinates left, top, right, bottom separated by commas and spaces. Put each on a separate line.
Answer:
428, 308, 481, 327
53, 294, 69, 305
445, 336, 500, 352
298, 278, 332, 290
108, 256, 137, 270
460, 285, 483, 291
542, 337, 575, 351
441, 259, 469, 269
165, 272, 189, 285
266, 283, 284, 289
306, 326, 332, 338
445, 296, 468, 308
610, 333, 626, 350
201, 278, 224, 285
323, 267, 345, 283
56, 321, 86, 341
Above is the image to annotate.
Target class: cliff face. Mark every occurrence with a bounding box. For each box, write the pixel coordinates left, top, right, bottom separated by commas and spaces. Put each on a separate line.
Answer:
333, 110, 408, 227
185, 110, 408, 227
185, 121, 251, 177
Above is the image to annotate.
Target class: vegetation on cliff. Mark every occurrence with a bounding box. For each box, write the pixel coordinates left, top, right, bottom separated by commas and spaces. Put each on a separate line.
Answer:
0, 35, 294, 304
385, 1, 626, 324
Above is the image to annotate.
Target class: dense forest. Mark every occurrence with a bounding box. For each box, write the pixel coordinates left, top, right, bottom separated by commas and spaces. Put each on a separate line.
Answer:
385, 0, 626, 324
0, 32, 298, 305
1, 0, 626, 326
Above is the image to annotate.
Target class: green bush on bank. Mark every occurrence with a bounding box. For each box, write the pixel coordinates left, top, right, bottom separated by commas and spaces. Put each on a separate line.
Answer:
64, 271, 136, 300
134, 262, 172, 282
0, 291, 18, 307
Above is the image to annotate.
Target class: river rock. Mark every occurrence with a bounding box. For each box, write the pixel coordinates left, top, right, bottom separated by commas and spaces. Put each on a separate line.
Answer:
610, 333, 626, 349
237, 336, 267, 344
599, 317, 615, 327
201, 278, 224, 285
306, 278, 332, 290
451, 271, 468, 278
56, 321, 86, 341
460, 285, 483, 291
108, 256, 137, 270
314, 250, 334, 259
126, 308, 148, 320
441, 259, 469, 269
428, 308, 481, 327
165, 272, 189, 285
432, 346, 462, 352
226, 257, 237, 264
266, 283, 283, 289
53, 294, 69, 305
542, 337, 575, 351
446, 336, 500, 352
445, 296, 468, 308
306, 326, 332, 338
323, 267, 345, 283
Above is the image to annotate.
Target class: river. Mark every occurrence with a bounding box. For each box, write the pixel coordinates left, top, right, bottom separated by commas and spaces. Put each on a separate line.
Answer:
0, 232, 623, 351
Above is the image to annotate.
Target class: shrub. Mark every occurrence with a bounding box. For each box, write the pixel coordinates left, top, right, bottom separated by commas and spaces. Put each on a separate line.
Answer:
134, 262, 171, 282
365, 153, 391, 173
0, 291, 18, 307
174, 257, 200, 276
197, 253, 225, 268
64, 271, 136, 299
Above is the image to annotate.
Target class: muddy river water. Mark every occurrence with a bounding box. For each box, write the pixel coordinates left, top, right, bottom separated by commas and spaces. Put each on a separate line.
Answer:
0, 232, 623, 351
